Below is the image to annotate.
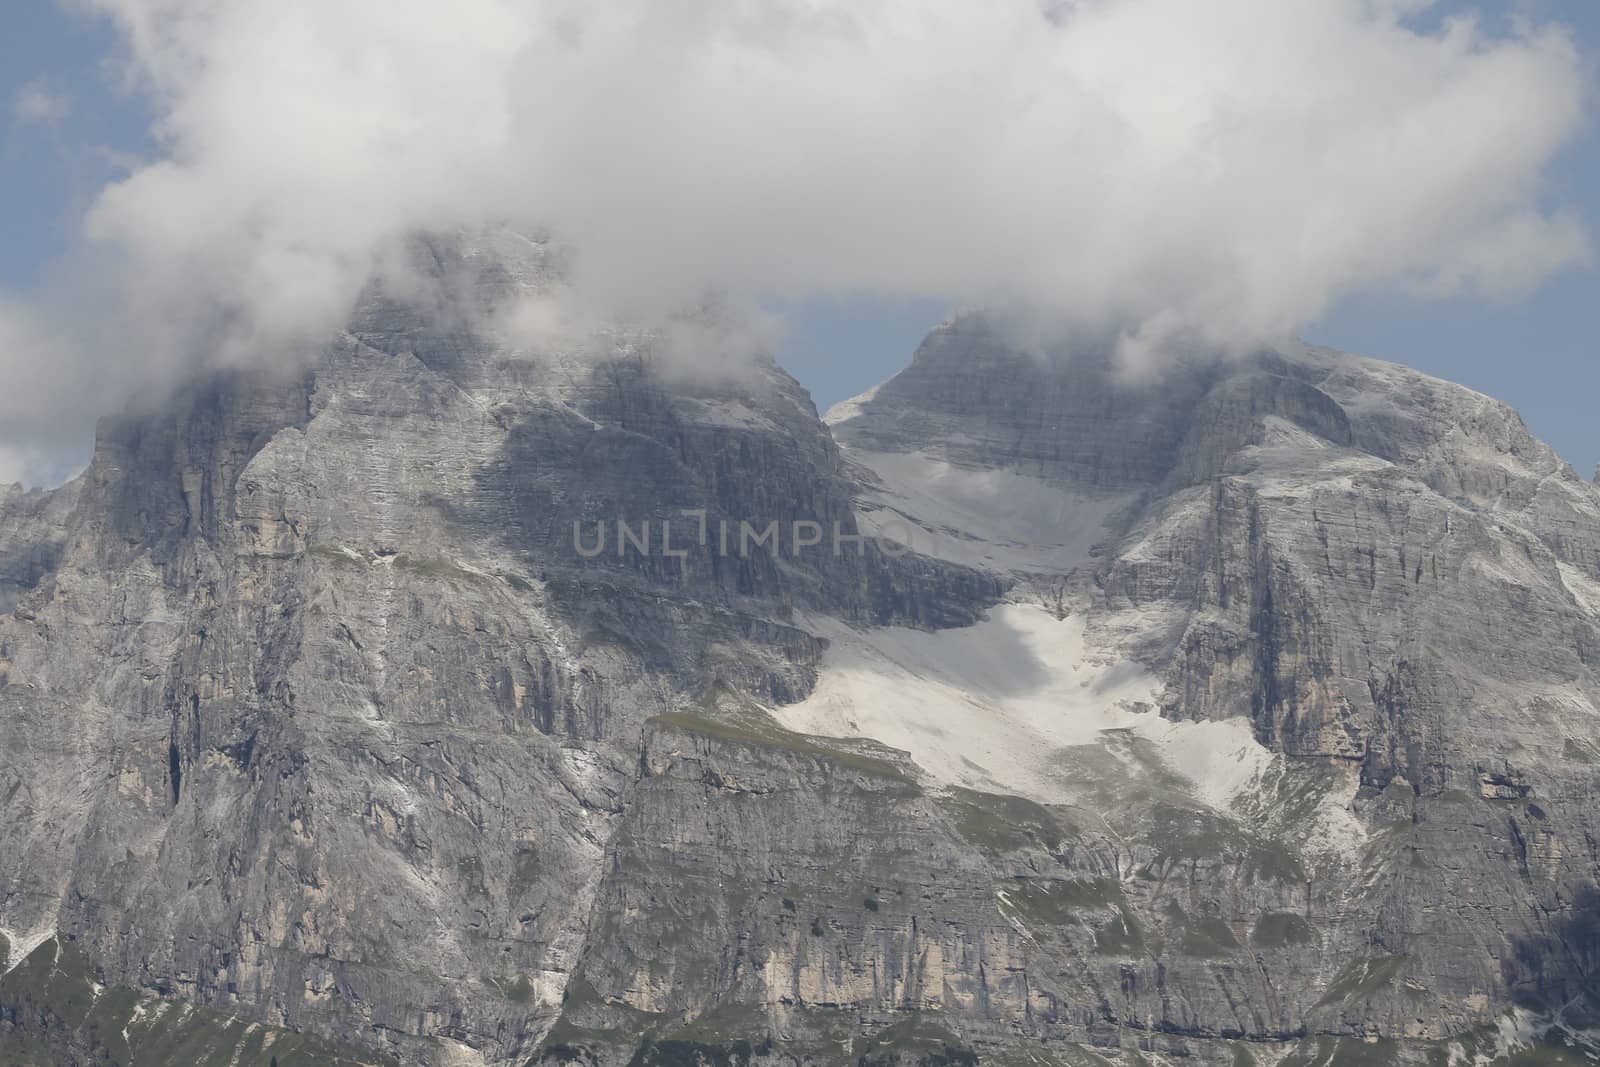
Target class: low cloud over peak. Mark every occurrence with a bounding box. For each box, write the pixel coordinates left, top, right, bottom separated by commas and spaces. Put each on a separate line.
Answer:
0, 0, 1590, 483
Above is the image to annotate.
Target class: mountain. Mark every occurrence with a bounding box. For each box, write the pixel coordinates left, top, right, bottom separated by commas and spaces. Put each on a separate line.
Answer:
2, 241, 1598, 1066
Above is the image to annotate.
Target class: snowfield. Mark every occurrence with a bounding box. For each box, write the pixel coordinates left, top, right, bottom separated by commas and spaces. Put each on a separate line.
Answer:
777, 602, 1273, 813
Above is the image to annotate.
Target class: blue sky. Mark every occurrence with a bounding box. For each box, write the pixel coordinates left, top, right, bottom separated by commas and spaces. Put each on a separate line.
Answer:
1, 7, 147, 288
3, 1, 1598, 478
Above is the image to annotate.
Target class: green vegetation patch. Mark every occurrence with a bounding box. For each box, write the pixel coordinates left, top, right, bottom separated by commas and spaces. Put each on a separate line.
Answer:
307, 543, 368, 568
1001, 877, 1125, 928
941, 787, 1076, 853
1162, 901, 1241, 958
1092, 905, 1146, 956
852, 1012, 978, 1065
656, 1002, 778, 1046
1280, 1028, 1600, 1067
1142, 803, 1306, 885
0, 937, 392, 1067
1251, 911, 1315, 948
1278, 1037, 1408, 1067
649, 707, 916, 786
1053, 730, 1192, 814
983, 1048, 1105, 1067
538, 1001, 978, 1067
540, 991, 665, 1060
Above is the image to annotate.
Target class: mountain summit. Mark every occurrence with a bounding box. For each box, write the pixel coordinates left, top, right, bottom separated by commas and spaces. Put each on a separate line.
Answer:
2, 253, 1598, 1065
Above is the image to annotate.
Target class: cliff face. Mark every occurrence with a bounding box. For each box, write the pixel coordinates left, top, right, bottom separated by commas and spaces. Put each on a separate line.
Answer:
816, 314, 1600, 1061
0, 238, 996, 1067
2, 272, 1598, 1066
0, 479, 79, 616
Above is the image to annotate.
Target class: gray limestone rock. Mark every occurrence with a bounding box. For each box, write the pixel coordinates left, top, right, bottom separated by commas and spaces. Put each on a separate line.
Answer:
3, 272, 1599, 1066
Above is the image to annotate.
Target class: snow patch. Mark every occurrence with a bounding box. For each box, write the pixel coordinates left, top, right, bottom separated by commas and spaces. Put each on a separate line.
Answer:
0, 926, 57, 977
777, 603, 1272, 811
1137, 717, 1272, 812
822, 384, 880, 426
124, 1000, 149, 1045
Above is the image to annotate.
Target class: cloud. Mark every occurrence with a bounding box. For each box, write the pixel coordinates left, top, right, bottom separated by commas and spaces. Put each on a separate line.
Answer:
11, 81, 72, 125
0, 0, 1592, 481
0, 440, 84, 489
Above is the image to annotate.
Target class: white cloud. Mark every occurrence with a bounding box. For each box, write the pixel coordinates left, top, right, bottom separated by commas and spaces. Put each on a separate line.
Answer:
11, 81, 72, 125
0, 441, 86, 490
0, 449, 32, 487
0, 0, 1591, 482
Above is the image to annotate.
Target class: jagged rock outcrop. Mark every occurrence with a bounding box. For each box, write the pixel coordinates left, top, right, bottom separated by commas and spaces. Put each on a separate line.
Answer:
0, 478, 79, 616
3, 271, 1599, 1066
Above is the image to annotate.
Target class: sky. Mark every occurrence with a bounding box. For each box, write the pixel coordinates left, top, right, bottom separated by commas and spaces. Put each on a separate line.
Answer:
779, 3, 1600, 467
1, 0, 1598, 485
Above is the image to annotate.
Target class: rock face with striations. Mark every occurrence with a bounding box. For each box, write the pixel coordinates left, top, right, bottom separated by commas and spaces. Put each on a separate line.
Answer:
2, 250, 1599, 1066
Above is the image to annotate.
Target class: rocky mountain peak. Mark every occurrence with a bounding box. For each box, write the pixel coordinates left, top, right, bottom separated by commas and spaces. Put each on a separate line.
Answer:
2, 279, 1599, 1064
833, 311, 1574, 504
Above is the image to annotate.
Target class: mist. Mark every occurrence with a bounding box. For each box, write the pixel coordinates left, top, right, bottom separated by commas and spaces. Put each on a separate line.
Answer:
0, 0, 1590, 485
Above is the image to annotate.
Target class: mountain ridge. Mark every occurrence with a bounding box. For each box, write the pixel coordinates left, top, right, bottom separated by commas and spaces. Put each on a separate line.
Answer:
2, 257, 1598, 1065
